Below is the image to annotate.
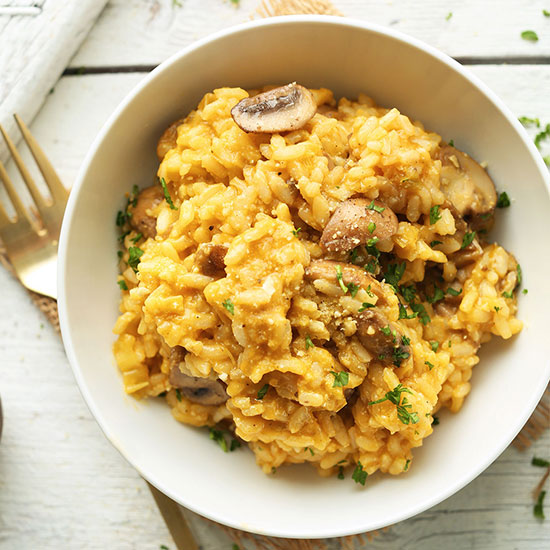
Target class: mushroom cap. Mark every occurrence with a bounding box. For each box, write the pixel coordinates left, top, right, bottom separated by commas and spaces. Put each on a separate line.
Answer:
231, 83, 317, 133
437, 145, 497, 218
320, 198, 398, 253
355, 310, 410, 360
195, 243, 228, 277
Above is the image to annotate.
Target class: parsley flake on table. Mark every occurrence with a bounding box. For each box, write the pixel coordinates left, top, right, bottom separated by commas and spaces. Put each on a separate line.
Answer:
305, 335, 314, 350
535, 124, 550, 148
160, 177, 177, 210
545, 9, 550, 16
232, 544, 240, 550
519, 116, 541, 127
461, 231, 476, 249
127, 246, 144, 272
352, 461, 368, 485
160, 545, 170, 550
222, 298, 234, 315
257, 384, 269, 400
532, 457, 550, 467
330, 371, 349, 388
410, 303, 430, 325
496, 191, 511, 208
534, 490, 546, 519
446, 287, 462, 297
392, 347, 410, 367
366, 200, 385, 213
445, 12, 452, 20
429, 205, 442, 225
521, 30, 539, 42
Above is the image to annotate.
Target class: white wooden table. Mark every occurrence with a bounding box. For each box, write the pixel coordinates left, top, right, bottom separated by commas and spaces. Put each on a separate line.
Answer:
1, 1, 550, 548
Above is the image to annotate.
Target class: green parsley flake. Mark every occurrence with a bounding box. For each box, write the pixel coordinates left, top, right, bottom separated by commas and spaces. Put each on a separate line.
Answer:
523, 288, 529, 294
392, 347, 410, 367
496, 191, 511, 208
358, 302, 375, 312
519, 116, 541, 127
521, 30, 539, 42
502, 290, 514, 299
292, 228, 302, 237
230, 439, 241, 452
364, 259, 378, 273
445, 12, 452, 20
352, 461, 368, 485
404, 459, 411, 471
534, 490, 546, 519
128, 246, 144, 272
544, 156, 550, 166
398, 302, 416, 320
330, 371, 349, 388
429, 205, 442, 225
544, 9, 550, 16
446, 287, 462, 297
430, 240, 443, 247
449, 139, 454, 147
348, 282, 360, 298
209, 428, 228, 453
349, 247, 359, 264
335, 265, 348, 293
401, 335, 411, 346
222, 298, 234, 315
425, 361, 435, 370
535, 124, 550, 148
368, 221, 376, 234
430, 341, 439, 352
432, 416, 440, 425
337, 466, 345, 480
366, 200, 385, 213
257, 384, 269, 400
307, 447, 315, 456
428, 286, 445, 304
117, 280, 128, 291
410, 303, 430, 325
384, 262, 406, 290
532, 457, 550, 467
160, 177, 177, 210
232, 544, 240, 550
305, 335, 314, 350
461, 231, 476, 249
516, 264, 523, 287
400, 285, 417, 303
175, 389, 182, 402
369, 384, 419, 425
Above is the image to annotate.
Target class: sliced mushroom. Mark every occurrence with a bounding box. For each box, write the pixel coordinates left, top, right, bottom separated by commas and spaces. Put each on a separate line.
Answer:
168, 347, 227, 406
436, 145, 497, 219
320, 198, 398, 253
129, 186, 163, 239
305, 260, 384, 300
195, 243, 228, 277
231, 83, 317, 133
450, 235, 483, 268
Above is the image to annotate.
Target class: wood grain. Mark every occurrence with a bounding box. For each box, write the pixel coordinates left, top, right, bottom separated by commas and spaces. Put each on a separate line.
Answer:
0, 64, 549, 549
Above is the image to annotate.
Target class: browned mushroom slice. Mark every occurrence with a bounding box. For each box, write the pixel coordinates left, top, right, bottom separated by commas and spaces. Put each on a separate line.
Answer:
129, 186, 163, 239
436, 145, 497, 219
451, 235, 483, 268
230, 83, 317, 133
355, 310, 410, 363
168, 347, 227, 406
305, 260, 385, 300
195, 243, 228, 277
320, 198, 398, 253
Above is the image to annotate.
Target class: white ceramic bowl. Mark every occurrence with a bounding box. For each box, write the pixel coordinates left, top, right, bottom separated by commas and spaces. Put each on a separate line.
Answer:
58, 16, 550, 539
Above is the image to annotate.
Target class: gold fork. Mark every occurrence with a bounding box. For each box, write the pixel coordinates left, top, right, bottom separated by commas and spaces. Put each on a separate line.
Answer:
0, 116, 199, 550
0, 115, 68, 298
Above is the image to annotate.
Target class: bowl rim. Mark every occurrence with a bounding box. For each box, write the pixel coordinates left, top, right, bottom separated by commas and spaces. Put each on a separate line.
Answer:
58, 14, 550, 539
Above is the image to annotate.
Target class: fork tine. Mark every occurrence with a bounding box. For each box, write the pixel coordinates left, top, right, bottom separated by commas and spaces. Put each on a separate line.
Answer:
13, 114, 69, 204
0, 158, 37, 229
0, 122, 50, 212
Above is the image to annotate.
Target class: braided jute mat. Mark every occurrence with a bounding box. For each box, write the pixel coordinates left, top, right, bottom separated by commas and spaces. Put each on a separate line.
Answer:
2, 0, 549, 547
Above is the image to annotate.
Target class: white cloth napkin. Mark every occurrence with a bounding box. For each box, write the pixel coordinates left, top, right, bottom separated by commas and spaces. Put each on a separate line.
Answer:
0, 0, 108, 162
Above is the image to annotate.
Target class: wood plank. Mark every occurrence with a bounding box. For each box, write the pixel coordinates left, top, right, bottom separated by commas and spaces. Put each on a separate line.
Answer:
1, 66, 549, 549
69, 0, 550, 68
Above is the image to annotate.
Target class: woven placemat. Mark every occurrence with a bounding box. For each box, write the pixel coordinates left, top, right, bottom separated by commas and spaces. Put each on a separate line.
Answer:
1, 0, 548, 547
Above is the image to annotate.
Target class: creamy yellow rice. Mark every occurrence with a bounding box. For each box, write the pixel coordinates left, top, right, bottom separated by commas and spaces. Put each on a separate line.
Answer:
113, 86, 522, 480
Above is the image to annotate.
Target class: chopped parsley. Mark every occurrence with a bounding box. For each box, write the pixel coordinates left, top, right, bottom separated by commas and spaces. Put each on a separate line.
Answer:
160, 177, 177, 210
430, 341, 439, 352
425, 361, 435, 370
534, 490, 546, 519
401, 335, 411, 346
410, 303, 431, 325
335, 265, 348, 293
446, 287, 462, 297
380, 326, 392, 336
366, 200, 385, 213
449, 139, 454, 147
368, 222, 376, 234
523, 288, 529, 294
400, 285, 417, 303
222, 298, 234, 315
116, 209, 129, 227
305, 335, 314, 350
307, 447, 315, 456
209, 428, 228, 452
432, 416, 440, 425
384, 262, 406, 291
369, 384, 419, 425
348, 282, 360, 298
337, 466, 345, 480
292, 228, 302, 237
427, 286, 445, 304
430, 240, 443, 247
404, 459, 411, 471
118, 229, 130, 243
517, 264, 523, 287
502, 290, 514, 299
175, 389, 182, 402
398, 302, 417, 320
494, 306, 501, 313
230, 439, 241, 452
496, 191, 511, 208
429, 205, 442, 225
532, 457, 550, 467
160, 545, 169, 550
392, 347, 410, 367
257, 384, 269, 400
519, 116, 541, 127
117, 280, 128, 291
545, 9, 550, 16
521, 30, 539, 42
232, 545, 240, 550
128, 246, 144, 272
330, 371, 349, 388
445, 12, 452, 20
358, 302, 375, 312
352, 461, 368, 485
534, 124, 550, 148
349, 247, 360, 264
461, 231, 476, 249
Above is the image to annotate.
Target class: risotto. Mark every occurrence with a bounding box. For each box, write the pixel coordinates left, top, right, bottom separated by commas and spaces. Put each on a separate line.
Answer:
113, 83, 522, 481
